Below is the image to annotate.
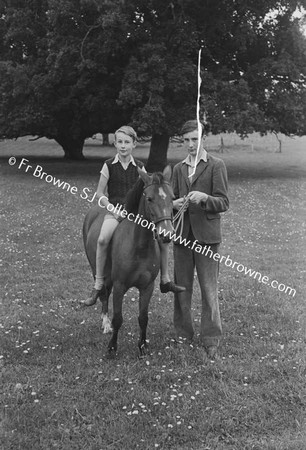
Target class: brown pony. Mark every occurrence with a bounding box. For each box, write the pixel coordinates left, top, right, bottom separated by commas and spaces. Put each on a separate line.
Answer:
83, 166, 174, 356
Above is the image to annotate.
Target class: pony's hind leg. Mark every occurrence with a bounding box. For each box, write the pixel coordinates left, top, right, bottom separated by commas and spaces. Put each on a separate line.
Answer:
107, 282, 126, 357
100, 283, 113, 334
138, 282, 154, 357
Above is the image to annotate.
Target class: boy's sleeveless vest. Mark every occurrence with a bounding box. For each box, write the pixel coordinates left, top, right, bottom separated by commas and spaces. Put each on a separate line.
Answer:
105, 157, 144, 207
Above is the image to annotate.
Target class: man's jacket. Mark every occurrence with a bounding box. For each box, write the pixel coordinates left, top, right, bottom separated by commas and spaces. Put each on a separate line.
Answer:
172, 154, 229, 244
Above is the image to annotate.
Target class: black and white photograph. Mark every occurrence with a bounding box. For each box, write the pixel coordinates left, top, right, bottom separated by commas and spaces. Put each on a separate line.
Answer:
1, 1, 305, 449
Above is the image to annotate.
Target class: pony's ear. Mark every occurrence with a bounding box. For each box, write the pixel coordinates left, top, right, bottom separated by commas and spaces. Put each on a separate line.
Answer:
137, 166, 152, 185
162, 165, 172, 182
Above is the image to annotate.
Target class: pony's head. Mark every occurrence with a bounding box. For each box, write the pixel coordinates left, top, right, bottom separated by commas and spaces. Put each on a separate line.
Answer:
138, 166, 174, 243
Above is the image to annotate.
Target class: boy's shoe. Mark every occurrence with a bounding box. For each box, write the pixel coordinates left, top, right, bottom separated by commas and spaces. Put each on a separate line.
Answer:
205, 345, 218, 359
160, 281, 186, 293
83, 287, 103, 306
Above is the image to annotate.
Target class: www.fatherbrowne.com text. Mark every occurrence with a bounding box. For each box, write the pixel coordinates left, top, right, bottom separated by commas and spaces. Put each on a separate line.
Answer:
97, 199, 296, 299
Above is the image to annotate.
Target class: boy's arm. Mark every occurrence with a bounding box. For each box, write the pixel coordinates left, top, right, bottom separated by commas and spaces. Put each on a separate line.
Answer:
204, 159, 229, 213
188, 160, 229, 213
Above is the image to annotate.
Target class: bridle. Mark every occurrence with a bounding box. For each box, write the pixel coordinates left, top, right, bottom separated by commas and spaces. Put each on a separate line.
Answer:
142, 182, 173, 226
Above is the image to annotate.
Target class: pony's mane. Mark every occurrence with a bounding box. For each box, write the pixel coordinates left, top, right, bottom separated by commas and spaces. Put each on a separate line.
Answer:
125, 178, 145, 214
124, 171, 166, 214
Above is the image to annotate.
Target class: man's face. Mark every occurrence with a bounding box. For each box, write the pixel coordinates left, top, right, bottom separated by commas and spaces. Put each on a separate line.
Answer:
114, 131, 136, 159
182, 129, 205, 157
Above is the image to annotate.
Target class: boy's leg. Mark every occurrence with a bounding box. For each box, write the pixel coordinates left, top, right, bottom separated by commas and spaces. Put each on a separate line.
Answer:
195, 244, 222, 356
173, 243, 195, 340
159, 242, 186, 293
95, 216, 119, 288
83, 215, 118, 306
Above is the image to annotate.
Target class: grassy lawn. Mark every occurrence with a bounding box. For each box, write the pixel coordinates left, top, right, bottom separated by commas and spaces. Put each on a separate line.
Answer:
0, 136, 306, 449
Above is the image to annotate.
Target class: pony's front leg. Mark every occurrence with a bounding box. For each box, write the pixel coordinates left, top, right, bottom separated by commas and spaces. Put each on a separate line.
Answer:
138, 282, 154, 357
100, 284, 113, 334
107, 282, 125, 357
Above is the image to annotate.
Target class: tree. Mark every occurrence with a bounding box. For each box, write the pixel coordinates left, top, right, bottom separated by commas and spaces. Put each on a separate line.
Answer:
116, 0, 201, 170
0, 0, 129, 159
113, 0, 306, 168
244, 14, 306, 139
1, 0, 306, 164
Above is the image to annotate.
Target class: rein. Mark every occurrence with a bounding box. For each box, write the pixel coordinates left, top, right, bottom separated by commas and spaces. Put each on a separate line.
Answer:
173, 196, 189, 236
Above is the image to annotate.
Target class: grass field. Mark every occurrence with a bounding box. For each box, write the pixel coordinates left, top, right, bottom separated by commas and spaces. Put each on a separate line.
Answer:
1, 136, 306, 449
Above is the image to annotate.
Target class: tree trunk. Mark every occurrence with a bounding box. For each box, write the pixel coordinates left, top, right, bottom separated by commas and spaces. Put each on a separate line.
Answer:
220, 136, 224, 153
55, 136, 85, 160
102, 133, 110, 146
146, 133, 170, 172
274, 132, 282, 153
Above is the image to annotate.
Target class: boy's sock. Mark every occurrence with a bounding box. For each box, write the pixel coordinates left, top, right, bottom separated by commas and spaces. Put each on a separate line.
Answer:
161, 276, 170, 285
94, 276, 104, 291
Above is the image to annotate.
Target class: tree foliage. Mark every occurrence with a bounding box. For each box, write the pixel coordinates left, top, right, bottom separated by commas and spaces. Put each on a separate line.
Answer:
0, 0, 129, 158
0, 0, 306, 163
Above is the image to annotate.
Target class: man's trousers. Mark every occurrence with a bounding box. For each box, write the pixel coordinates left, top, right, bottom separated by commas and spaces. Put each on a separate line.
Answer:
173, 238, 222, 347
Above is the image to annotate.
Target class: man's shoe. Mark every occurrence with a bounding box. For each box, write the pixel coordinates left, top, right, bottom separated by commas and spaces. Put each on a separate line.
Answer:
160, 281, 186, 294
83, 288, 102, 306
205, 345, 218, 359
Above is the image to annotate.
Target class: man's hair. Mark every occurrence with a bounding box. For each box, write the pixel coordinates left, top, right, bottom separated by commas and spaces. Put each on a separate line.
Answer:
114, 125, 137, 142
180, 120, 211, 136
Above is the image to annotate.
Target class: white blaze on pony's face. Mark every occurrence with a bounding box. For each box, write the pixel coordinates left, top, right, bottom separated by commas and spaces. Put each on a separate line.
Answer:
152, 182, 174, 242
158, 186, 167, 200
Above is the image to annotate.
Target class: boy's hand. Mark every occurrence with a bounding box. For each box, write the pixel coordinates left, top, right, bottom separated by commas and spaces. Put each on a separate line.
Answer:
114, 210, 128, 221
173, 198, 185, 210
188, 191, 208, 204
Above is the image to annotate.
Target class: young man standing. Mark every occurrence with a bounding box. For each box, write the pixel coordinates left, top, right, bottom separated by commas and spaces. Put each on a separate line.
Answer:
172, 120, 229, 358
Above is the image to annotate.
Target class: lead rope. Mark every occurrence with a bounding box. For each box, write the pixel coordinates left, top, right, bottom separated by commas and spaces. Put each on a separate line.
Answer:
173, 196, 189, 237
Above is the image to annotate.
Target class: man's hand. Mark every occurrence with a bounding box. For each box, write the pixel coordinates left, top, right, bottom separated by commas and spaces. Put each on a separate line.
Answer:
188, 191, 208, 204
173, 197, 185, 210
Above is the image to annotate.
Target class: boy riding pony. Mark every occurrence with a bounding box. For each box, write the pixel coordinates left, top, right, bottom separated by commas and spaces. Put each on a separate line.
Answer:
83, 125, 184, 306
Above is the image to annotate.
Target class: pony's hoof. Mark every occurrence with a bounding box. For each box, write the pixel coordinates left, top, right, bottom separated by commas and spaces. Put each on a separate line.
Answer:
103, 326, 113, 334
138, 342, 149, 358
101, 313, 113, 334
102, 314, 113, 334
107, 347, 118, 359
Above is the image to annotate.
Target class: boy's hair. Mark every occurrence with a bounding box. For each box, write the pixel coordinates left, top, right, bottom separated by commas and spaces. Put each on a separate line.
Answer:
114, 125, 137, 142
180, 120, 211, 137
